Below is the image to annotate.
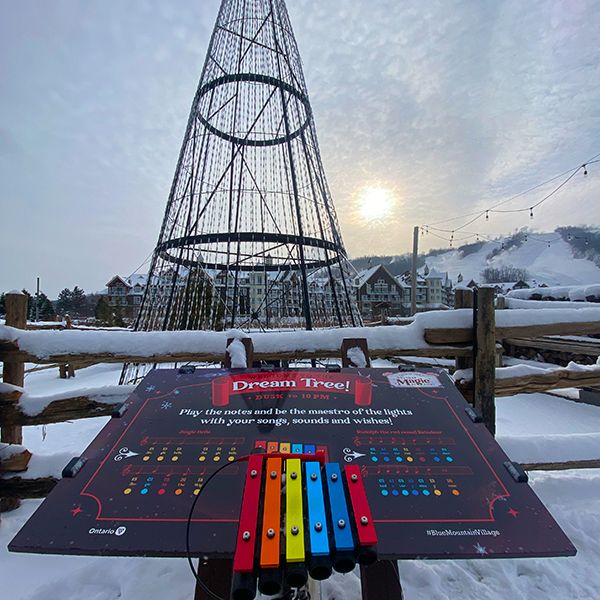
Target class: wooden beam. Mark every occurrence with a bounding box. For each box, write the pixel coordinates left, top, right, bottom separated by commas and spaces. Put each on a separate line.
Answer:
194, 559, 233, 600
0, 386, 22, 403
361, 560, 403, 599
0, 447, 32, 472
425, 320, 600, 345
521, 459, 600, 471
504, 336, 600, 356
457, 368, 600, 398
0, 341, 474, 364
0, 392, 130, 426
0, 475, 58, 498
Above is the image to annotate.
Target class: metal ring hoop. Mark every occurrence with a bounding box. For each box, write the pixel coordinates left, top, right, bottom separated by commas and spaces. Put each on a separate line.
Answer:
197, 73, 311, 147
156, 232, 343, 272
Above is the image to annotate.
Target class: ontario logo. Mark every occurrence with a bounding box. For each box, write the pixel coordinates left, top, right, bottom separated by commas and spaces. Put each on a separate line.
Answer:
88, 526, 127, 536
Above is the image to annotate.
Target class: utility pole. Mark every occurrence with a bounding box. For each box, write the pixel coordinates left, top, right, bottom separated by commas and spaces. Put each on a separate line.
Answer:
35, 276, 40, 322
411, 226, 419, 316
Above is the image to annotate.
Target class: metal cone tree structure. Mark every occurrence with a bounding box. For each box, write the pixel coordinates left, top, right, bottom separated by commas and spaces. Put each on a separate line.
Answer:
133, 0, 360, 337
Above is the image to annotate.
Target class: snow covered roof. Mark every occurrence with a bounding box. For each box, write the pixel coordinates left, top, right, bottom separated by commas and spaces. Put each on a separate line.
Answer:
126, 274, 148, 287
105, 275, 131, 288
355, 265, 381, 287
425, 268, 444, 280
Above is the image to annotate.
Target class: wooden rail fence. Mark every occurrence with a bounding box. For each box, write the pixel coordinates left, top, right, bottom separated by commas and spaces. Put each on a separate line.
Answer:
2, 288, 600, 507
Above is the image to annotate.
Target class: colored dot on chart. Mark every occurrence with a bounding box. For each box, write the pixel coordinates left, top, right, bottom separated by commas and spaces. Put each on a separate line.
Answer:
371, 456, 378, 462
157, 456, 165, 462
406, 456, 414, 462
434, 490, 442, 496
123, 488, 132, 495
452, 489, 460, 496
140, 488, 149, 495
381, 489, 389, 496
392, 490, 399, 496
171, 456, 179, 461
158, 489, 166, 496
383, 456, 390, 462
422, 490, 430, 496
434, 457, 441, 462
213, 456, 221, 462
419, 457, 426, 462
228, 456, 235, 461
175, 489, 184, 496
199, 456, 206, 462
143, 456, 150, 462
446, 456, 454, 462
412, 490, 419, 496
395, 456, 403, 462
194, 489, 201, 495
401, 490, 409, 496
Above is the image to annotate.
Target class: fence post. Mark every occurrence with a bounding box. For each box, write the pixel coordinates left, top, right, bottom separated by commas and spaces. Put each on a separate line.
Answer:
2, 292, 27, 444
473, 287, 496, 436
1, 291, 28, 513
454, 288, 474, 404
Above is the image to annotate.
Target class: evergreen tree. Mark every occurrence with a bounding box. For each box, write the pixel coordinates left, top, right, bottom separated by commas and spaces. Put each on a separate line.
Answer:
70, 286, 87, 315
30, 292, 56, 321
95, 297, 114, 325
56, 288, 72, 314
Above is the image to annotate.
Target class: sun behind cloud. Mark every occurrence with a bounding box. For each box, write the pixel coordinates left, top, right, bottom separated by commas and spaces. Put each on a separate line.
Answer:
356, 186, 396, 223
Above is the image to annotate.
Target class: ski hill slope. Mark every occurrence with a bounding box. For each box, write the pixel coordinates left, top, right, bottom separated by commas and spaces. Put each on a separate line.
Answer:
425, 236, 600, 286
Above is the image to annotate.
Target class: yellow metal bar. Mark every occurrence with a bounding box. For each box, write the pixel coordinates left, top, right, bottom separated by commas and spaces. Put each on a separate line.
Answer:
285, 458, 305, 562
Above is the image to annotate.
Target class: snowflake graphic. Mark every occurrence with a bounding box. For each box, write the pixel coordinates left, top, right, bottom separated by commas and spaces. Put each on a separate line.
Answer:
161, 401, 172, 410
146, 385, 156, 392
473, 543, 488, 556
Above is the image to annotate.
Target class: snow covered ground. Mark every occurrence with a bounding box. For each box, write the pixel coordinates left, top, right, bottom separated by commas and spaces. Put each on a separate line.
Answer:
2, 363, 600, 599
427, 236, 600, 286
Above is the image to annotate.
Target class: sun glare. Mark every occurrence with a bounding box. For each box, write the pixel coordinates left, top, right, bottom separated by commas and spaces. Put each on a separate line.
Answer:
358, 186, 395, 222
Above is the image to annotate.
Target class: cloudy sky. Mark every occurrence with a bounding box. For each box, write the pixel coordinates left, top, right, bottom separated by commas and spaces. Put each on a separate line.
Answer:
1, 0, 599, 297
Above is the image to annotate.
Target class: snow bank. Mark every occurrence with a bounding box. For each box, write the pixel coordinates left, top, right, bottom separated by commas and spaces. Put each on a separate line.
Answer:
498, 433, 600, 463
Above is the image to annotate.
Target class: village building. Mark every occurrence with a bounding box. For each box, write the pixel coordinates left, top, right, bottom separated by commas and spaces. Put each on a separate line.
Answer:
354, 264, 406, 318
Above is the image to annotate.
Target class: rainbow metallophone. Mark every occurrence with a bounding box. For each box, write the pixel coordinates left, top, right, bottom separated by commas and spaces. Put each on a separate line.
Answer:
231, 447, 377, 599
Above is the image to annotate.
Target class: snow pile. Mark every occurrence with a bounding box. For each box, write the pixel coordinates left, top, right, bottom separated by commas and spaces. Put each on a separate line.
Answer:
346, 346, 367, 368
226, 339, 247, 368
508, 284, 600, 302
